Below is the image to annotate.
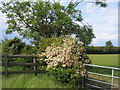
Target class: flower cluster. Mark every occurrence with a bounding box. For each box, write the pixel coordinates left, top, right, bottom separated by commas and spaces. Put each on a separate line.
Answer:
38, 36, 91, 76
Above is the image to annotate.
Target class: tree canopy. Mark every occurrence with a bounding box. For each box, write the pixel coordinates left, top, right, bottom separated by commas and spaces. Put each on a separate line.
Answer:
2, 37, 36, 54
2, 37, 25, 54
1, 0, 107, 46
105, 41, 113, 48
105, 40, 113, 52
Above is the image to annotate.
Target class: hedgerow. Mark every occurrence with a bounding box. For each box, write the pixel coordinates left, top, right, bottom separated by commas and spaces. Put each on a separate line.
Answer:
38, 36, 91, 87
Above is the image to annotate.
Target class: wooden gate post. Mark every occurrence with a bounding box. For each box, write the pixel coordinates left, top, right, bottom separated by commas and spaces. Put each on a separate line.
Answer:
4, 54, 8, 76
33, 57, 37, 75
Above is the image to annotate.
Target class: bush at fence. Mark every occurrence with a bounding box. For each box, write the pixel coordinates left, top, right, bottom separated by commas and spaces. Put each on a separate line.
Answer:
1, 37, 37, 71
38, 36, 91, 87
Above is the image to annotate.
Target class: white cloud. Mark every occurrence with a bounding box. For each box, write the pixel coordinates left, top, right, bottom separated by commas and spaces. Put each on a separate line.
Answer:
106, 0, 119, 2
96, 33, 118, 39
0, 0, 10, 3
81, 2, 118, 46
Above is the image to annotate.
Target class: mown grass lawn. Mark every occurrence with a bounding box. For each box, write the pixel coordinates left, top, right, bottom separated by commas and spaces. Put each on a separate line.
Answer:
88, 54, 119, 67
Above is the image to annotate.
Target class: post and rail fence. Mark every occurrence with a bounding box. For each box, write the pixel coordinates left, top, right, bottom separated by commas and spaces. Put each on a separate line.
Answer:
0, 54, 45, 76
84, 64, 120, 89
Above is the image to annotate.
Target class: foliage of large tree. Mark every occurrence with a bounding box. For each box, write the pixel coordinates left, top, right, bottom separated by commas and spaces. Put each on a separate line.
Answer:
1, 0, 107, 45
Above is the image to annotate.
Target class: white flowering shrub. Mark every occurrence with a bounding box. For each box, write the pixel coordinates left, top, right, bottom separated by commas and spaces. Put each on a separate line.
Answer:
38, 36, 91, 87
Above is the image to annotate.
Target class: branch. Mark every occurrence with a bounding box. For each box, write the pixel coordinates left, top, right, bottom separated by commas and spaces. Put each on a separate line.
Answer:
73, 0, 84, 8
64, 0, 73, 11
13, 2, 40, 32
69, 0, 74, 4
64, 0, 83, 11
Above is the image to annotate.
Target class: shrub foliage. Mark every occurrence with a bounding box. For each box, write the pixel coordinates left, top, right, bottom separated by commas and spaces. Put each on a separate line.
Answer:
1, 37, 36, 71
38, 36, 91, 87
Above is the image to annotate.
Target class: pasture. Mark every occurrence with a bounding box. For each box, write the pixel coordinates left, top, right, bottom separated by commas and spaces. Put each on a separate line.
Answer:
88, 54, 119, 67
88, 54, 119, 76
87, 54, 119, 85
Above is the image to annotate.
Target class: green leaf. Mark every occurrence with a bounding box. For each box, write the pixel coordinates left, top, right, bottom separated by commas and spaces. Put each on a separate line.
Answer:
6, 30, 12, 34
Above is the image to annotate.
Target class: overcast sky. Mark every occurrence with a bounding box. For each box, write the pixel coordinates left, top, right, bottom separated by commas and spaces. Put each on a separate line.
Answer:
0, 0, 119, 46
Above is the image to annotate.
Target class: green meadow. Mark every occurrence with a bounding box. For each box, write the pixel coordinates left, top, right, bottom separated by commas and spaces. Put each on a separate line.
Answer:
87, 54, 119, 76
88, 54, 119, 67
87, 54, 119, 85
2, 73, 69, 88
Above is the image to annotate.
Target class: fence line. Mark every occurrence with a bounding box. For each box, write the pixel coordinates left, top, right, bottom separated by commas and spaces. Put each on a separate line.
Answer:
1, 62, 42, 66
87, 71, 120, 79
85, 64, 120, 70
1, 55, 36, 58
0, 70, 45, 74
0, 54, 45, 75
84, 64, 120, 89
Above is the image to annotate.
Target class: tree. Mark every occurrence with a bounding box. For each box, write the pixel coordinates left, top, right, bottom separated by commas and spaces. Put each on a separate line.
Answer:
76, 25, 95, 46
105, 41, 113, 47
105, 40, 113, 53
2, 37, 25, 54
1, 0, 107, 45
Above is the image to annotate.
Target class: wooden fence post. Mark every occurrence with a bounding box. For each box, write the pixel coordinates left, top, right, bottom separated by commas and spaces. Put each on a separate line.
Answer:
33, 57, 37, 75
4, 54, 8, 76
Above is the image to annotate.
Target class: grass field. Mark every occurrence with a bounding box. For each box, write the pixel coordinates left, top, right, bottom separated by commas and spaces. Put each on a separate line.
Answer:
88, 54, 119, 76
2, 73, 69, 88
87, 54, 119, 85
88, 54, 119, 67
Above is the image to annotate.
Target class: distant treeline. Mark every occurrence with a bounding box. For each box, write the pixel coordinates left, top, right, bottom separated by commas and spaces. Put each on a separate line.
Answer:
1, 37, 120, 54
86, 46, 120, 54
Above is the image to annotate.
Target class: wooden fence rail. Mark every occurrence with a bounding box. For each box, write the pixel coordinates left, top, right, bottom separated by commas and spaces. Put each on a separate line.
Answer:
0, 54, 45, 76
1, 55, 36, 58
0, 62, 43, 66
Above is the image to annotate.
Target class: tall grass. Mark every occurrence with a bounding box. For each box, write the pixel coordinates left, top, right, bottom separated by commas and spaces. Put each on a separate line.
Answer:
2, 73, 68, 88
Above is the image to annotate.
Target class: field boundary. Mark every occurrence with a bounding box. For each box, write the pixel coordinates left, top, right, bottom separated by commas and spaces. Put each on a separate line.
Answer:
84, 64, 120, 89
0, 54, 45, 75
